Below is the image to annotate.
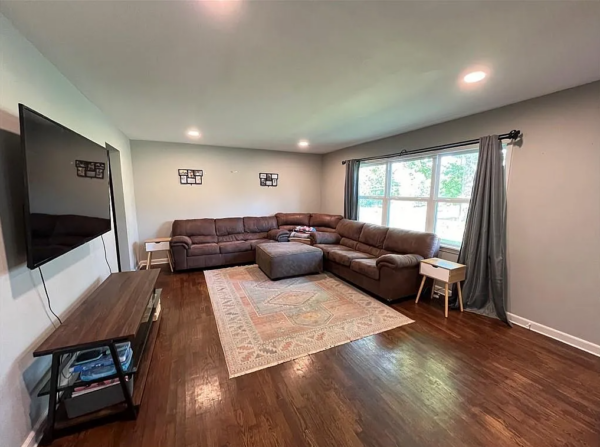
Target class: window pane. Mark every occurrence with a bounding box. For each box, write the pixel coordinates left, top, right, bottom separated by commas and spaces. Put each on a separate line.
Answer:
438, 152, 479, 199
389, 200, 427, 232
358, 198, 383, 225
391, 158, 432, 197
435, 202, 469, 246
358, 164, 386, 197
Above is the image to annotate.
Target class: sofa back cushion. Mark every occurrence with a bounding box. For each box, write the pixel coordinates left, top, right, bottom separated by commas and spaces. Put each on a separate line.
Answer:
215, 218, 244, 236
336, 219, 365, 241
243, 216, 278, 233
338, 220, 436, 259
359, 223, 389, 248
172, 219, 217, 244
383, 228, 440, 259
276, 213, 310, 227
340, 222, 391, 257
309, 213, 343, 229
215, 217, 245, 242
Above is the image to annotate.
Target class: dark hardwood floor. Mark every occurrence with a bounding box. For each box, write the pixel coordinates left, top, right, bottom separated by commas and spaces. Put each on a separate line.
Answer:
52, 266, 600, 447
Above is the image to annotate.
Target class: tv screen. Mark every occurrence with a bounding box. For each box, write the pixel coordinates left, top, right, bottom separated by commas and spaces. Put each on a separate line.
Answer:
20, 104, 111, 269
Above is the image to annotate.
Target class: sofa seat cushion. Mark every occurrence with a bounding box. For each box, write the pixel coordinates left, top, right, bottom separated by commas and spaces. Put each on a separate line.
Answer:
189, 243, 220, 256
329, 249, 374, 267
313, 244, 353, 259
219, 241, 252, 254
350, 258, 380, 280
249, 239, 277, 249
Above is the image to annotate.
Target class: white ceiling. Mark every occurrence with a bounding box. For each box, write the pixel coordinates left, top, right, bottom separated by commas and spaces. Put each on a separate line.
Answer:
2, 1, 599, 154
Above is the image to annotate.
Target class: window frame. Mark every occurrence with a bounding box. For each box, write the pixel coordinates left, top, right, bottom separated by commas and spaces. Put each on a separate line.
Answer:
357, 145, 482, 249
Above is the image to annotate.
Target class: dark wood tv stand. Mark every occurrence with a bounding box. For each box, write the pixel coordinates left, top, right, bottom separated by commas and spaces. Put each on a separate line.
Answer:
33, 269, 161, 444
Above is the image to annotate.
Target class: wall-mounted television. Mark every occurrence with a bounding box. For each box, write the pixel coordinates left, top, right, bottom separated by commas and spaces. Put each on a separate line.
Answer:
20, 104, 111, 269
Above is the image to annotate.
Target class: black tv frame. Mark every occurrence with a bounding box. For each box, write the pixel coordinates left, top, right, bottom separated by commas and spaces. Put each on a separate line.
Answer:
19, 104, 112, 270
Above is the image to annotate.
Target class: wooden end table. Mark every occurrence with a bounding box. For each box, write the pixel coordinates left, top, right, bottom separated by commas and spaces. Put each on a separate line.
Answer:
415, 258, 466, 318
145, 237, 173, 272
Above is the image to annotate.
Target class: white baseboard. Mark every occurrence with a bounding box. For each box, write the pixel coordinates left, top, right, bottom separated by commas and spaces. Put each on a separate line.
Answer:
507, 312, 600, 357
137, 258, 169, 270
21, 416, 45, 447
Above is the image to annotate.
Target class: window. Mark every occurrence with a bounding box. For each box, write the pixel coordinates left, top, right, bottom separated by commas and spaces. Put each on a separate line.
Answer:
358, 147, 482, 248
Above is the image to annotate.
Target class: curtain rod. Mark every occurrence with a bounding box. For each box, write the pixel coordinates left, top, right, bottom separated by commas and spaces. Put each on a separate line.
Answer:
341, 130, 522, 165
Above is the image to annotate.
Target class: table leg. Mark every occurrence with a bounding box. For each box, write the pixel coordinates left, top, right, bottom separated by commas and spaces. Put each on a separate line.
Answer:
415, 276, 427, 303
146, 252, 152, 270
108, 343, 137, 419
457, 281, 464, 312
430, 279, 436, 299
44, 352, 61, 443
167, 250, 173, 272
444, 283, 449, 318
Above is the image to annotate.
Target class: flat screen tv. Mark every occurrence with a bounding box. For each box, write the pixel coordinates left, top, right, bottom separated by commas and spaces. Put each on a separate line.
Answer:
19, 104, 111, 269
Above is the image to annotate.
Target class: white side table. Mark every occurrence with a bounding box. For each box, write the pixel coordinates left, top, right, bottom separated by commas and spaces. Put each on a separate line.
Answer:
145, 237, 173, 272
415, 258, 466, 318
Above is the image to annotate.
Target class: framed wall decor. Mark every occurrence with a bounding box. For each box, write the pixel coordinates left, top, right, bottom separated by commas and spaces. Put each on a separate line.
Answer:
259, 173, 278, 187
76, 160, 105, 179
179, 169, 203, 185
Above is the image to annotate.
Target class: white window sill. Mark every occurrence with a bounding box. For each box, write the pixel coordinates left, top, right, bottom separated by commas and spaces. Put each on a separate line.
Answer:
439, 245, 460, 255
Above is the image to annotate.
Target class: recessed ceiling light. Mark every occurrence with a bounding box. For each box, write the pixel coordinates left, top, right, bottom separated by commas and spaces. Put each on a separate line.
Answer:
298, 140, 309, 148
187, 129, 201, 138
463, 71, 486, 83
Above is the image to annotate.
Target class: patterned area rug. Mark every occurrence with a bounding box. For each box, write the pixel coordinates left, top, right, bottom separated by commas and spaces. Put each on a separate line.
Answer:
205, 264, 414, 378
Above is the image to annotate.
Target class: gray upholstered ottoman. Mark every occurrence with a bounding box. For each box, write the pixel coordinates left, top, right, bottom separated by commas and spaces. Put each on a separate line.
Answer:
256, 242, 323, 280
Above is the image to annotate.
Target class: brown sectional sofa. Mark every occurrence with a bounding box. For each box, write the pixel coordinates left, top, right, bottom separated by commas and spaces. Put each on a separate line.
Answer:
311, 219, 440, 301
170, 213, 341, 271
170, 213, 439, 302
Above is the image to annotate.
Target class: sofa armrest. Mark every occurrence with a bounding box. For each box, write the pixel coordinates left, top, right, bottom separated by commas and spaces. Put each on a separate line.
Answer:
170, 235, 192, 249
376, 254, 423, 269
268, 229, 290, 242
310, 232, 341, 245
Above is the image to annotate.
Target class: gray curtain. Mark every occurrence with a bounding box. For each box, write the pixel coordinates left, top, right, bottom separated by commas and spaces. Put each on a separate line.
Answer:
454, 135, 509, 324
344, 160, 360, 220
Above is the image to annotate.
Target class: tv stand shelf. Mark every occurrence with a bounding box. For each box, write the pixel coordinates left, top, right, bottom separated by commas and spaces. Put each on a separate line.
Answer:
33, 270, 161, 444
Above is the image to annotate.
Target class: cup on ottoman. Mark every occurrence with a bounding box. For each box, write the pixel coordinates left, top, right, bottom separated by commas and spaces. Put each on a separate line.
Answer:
256, 242, 323, 280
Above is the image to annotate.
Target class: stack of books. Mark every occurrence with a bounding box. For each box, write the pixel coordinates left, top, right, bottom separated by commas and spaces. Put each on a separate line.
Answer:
71, 377, 126, 397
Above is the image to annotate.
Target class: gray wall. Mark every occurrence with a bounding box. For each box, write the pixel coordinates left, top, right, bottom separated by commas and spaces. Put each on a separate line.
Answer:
321, 81, 600, 345
131, 141, 322, 261
0, 13, 139, 447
